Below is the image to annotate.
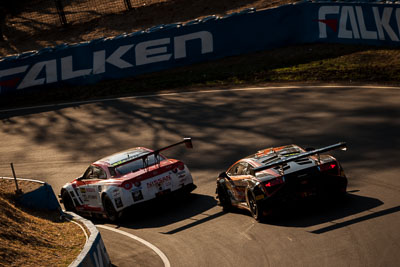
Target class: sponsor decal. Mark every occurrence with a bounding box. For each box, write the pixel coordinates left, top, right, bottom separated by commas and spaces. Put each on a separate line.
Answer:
112, 189, 121, 198
318, 5, 400, 41
123, 182, 132, 190
131, 186, 143, 193
132, 190, 144, 202
114, 197, 123, 208
284, 153, 300, 157
255, 194, 264, 201
147, 175, 172, 189
0, 31, 213, 91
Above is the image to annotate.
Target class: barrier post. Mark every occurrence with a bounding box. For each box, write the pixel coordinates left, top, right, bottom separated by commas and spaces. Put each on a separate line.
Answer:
124, 0, 133, 10
10, 163, 22, 195
55, 0, 68, 27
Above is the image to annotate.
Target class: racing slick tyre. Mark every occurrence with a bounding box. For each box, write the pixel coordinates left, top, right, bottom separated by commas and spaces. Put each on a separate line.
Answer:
246, 190, 264, 222
61, 190, 76, 213
217, 184, 232, 212
102, 195, 120, 222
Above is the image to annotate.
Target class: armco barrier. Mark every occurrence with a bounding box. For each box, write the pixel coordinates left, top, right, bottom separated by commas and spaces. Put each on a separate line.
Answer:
0, 177, 111, 267
19, 182, 61, 211
0, 1, 399, 95
65, 212, 111, 267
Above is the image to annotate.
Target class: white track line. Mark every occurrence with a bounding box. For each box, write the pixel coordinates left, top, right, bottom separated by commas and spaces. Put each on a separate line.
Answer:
0, 176, 45, 184
2, 85, 400, 113
96, 224, 171, 267
68, 219, 89, 245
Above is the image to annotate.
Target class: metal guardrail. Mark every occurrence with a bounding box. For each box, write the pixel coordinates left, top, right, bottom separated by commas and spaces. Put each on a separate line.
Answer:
0, 176, 111, 266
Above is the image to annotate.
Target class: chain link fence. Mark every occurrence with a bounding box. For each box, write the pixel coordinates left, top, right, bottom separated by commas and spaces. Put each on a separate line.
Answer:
2, 0, 166, 37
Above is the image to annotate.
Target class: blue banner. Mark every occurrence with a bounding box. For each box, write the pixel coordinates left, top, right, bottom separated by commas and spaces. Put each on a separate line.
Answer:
18, 183, 61, 211
0, 1, 399, 95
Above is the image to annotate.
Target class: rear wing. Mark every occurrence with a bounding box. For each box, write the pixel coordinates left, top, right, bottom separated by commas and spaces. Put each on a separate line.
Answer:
253, 142, 347, 173
112, 137, 193, 168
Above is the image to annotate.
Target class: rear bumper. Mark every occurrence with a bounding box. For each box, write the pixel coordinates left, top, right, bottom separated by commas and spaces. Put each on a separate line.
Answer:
181, 182, 197, 193
260, 175, 347, 208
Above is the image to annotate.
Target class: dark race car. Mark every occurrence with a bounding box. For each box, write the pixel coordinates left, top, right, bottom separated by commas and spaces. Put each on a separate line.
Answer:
216, 142, 348, 221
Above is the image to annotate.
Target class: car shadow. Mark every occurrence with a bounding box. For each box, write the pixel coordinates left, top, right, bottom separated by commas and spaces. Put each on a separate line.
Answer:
93, 192, 219, 229
258, 192, 385, 230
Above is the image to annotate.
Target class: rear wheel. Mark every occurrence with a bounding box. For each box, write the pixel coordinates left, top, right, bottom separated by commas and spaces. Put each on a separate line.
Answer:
102, 195, 120, 222
247, 191, 263, 222
217, 184, 232, 212
61, 190, 76, 213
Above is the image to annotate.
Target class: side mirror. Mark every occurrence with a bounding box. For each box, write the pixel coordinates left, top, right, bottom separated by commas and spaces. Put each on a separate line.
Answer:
218, 172, 230, 179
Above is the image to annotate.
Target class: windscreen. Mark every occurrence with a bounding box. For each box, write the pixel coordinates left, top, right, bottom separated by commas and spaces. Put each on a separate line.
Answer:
115, 154, 166, 175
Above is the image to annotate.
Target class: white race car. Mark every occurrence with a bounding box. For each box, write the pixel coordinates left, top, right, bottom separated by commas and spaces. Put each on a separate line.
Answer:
60, 138, 196, 221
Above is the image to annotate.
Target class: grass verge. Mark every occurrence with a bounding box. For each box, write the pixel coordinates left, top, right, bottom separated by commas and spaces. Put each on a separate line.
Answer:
0, 179, 86, 267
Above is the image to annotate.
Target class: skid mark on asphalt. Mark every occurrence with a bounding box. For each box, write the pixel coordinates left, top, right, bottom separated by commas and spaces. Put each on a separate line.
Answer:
96, 225, 170, 267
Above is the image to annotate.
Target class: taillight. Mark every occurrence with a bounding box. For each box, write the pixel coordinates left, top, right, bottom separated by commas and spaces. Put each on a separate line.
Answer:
265, 176, 285, 187
319, 162, 339, 175
178, 163, 185, 170
264, 177, 285, 195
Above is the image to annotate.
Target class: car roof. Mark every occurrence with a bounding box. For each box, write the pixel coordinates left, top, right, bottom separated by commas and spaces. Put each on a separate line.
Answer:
246, 144, 305, 165
94, 147, 153, 167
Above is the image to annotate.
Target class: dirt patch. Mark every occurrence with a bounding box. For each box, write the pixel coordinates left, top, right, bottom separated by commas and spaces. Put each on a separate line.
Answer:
0, 0, 298, 57
0, 178, 86, 267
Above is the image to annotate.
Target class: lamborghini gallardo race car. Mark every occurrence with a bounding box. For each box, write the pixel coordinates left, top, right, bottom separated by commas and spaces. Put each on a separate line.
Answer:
216, 142, 347, 221
60, 138, 196, 221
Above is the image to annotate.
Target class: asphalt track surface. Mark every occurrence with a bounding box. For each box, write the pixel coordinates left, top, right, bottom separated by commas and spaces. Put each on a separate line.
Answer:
1, 84, 399, 266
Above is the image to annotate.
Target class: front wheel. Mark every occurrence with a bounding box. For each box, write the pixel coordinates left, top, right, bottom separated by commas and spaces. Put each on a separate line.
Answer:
102, 195, 120, 222
61, 190, 76, 213
246, 191, 263, 222
217, 184, 232, 212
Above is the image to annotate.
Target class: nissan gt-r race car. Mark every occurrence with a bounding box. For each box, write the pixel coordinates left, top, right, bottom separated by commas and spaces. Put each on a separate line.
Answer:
216, 142, 348, 221
60, 138, 196, 221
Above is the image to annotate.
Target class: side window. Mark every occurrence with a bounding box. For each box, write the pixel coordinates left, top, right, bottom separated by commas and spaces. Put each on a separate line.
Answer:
82, 166, 93, 180
227, 163, 238, 176
92, 166, 107, 179
242, 163, 253, 175
82, 166, 107, 179
228, 163, 247, 176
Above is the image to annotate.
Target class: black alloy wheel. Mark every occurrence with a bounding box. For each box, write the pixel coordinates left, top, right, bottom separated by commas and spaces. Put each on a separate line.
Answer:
247, 191, 263, 221
102, 195, 119, 222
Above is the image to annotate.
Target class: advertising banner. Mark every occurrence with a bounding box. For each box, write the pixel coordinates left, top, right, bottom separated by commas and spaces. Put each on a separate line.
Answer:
0, 1, 399, 95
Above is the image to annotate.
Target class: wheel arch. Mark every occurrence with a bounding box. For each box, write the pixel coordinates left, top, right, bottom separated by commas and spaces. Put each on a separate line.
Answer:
61, 187, 77, 211
101, 191, 110, 203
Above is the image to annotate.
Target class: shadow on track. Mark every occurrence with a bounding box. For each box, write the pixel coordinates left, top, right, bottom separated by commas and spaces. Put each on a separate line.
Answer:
259, 192, 385, 230
93, 192, 219, 230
